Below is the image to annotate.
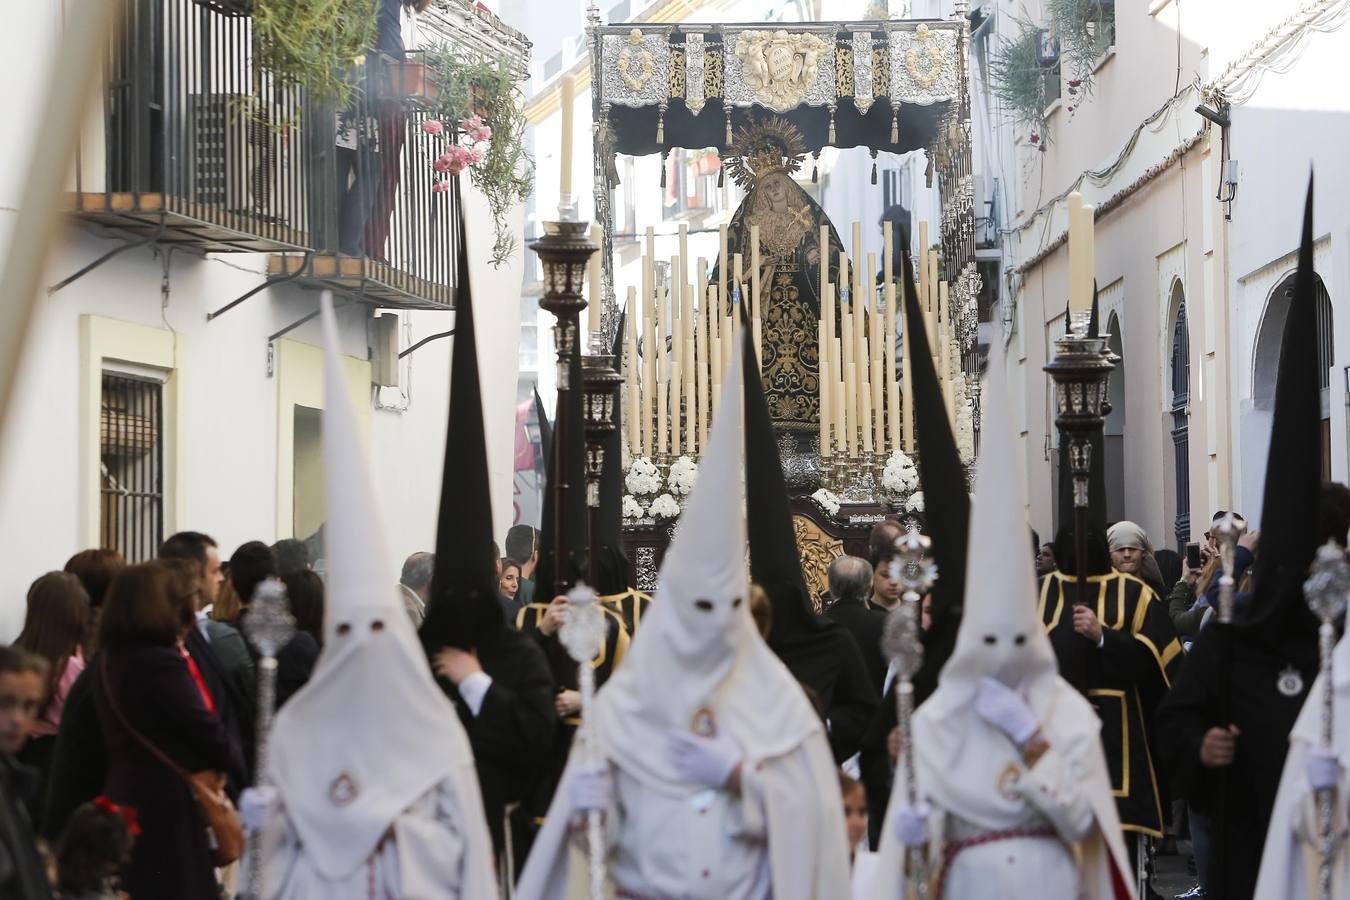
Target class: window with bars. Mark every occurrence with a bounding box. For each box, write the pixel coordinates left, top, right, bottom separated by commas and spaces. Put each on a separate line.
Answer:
100, 372, 165, 562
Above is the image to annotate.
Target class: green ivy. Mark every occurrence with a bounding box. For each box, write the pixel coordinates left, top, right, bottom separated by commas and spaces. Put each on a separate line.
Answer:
425, 50, 534, 267
251, 0, 378, 107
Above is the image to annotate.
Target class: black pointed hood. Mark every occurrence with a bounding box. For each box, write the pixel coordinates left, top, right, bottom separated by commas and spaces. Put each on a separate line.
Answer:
532, 342, 589, 600
533, 386, 552, 468
1054, 283, 1111, 576
422, 180, 504, 651
1240, 176, 1322, 642
742, 328, 831, 646
596, 314, 630, 594
899, 242, 970, 623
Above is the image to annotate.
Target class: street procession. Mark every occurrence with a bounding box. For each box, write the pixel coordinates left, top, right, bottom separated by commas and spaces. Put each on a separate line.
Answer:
5, 0, 1350, 898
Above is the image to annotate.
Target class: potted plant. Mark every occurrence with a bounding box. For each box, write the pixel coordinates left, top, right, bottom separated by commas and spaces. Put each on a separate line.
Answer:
424, 50, 533, 266
251, 0, 378, 107
989, 17, 1053, 143
1047, 0, 1116, 105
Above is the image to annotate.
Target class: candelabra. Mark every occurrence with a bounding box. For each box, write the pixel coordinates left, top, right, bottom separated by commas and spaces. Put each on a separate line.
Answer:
1304, 541, 1350, 900
241, 581, 295, 900
1042, 313, 1115, 610
884, 532, 935, 899
530, 217, 598, 596
582, 353, 623, 585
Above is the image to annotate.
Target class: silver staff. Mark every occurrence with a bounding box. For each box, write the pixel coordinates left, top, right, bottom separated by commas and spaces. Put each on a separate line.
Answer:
885, 532, 936, 898
559, 582, 609, 900
1303, 540, 1350, 900
241, 580, 295, 900
1213, 513, 1245, 626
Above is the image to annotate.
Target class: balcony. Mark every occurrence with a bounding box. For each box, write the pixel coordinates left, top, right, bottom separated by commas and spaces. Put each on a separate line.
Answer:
65, 0, 529, 310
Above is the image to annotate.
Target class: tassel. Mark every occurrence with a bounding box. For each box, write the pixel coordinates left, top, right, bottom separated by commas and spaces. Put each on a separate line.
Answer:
812, 150, 819, 183
890, 108, 899, 144
656, 108, 665, 145
828, 107, 837, 144
718, 167, 724, 188
660, 151, 668, 189
871, 160, 877, 185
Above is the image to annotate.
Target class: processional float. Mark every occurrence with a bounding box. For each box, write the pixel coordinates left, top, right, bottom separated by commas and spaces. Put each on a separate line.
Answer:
553, 1, 981, 603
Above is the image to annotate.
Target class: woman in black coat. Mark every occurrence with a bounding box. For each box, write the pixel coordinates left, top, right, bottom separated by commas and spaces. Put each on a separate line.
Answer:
93, 563, 238, 900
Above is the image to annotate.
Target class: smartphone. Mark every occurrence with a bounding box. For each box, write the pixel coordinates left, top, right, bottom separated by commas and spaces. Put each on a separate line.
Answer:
1185, 542, 1202, 569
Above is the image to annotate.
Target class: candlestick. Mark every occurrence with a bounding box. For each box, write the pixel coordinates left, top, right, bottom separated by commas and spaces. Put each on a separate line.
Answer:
819, 320, 830, 459
559, 74, 576, 215
718, 224, 728, 334
670, 360, 681, 456
872, 358, 885, 455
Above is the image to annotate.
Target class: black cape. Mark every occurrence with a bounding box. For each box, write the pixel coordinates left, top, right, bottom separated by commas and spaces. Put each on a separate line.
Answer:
1039, 570, 1183, 836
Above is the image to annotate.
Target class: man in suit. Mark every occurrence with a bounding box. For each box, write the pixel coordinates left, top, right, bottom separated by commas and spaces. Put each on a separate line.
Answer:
825, 556, 888, 692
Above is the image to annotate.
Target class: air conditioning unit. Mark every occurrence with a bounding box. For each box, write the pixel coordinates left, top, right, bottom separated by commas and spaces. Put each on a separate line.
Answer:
188, 93, 290, 225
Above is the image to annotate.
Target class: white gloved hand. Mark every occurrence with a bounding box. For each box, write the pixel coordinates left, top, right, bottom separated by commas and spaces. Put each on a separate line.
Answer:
570, 766, 613, 813
1307, 748, 1341, 792
974, 676, 1040, 746
240, 785, 279, 833
892, 801, 931, 848
667, 731, 743, 789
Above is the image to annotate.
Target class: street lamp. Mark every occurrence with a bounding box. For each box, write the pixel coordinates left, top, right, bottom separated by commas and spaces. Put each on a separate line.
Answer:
530, 220, 598, 596
1043, 317, 1115, 610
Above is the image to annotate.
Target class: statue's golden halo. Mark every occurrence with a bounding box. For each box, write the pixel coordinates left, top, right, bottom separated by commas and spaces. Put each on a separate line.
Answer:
725, 114, 808, 190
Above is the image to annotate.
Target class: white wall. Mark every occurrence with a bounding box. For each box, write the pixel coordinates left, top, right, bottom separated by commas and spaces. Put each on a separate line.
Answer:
1226, 25, 1350, 522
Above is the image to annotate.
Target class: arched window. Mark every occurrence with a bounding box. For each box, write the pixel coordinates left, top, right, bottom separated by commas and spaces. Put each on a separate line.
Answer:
1254, 271, 1333, 478
1169, 286, 1190, 551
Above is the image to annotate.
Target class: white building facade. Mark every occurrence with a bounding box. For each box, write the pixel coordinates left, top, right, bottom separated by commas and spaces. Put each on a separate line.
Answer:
0, 0, 530, 637
980, 0, 1350, 548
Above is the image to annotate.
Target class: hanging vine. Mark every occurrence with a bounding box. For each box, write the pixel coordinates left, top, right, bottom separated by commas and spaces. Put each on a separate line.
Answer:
1047, 0, 1116, 102
989, 18, 1051, 145
251, 0, 378, 107
424, 50, 534, 266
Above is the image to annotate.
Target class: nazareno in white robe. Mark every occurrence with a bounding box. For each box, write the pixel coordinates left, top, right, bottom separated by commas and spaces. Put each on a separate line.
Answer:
1254, 628, 1350, 900
515, 340, 850, 900
250, 772, 496, 900
870, 340, 1134, 900
246, 296, 497, 900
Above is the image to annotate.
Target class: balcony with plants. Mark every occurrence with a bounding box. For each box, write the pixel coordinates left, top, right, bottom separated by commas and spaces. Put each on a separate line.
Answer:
67, 0, 531, 309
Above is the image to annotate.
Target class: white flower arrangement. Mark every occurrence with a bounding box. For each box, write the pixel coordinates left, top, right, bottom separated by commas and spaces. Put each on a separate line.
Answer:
624, 457, 661, 496
812, 488, 841, 517
648, 493, 681, 519
667, 455, 699, 496
881, 450, 920, 495
622, 494, 646, 521
907, 491, 925, 514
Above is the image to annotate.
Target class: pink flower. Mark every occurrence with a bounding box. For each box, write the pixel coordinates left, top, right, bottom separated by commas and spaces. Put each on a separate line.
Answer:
468, 124, 492, 143
459, 115, 484, 132
464, 145, 484, 165
433, 152, 453, 173
1029, 133, 1040, 145
422, 119, 444, 135
447, 159, 467, 176
432, 180, 451, 193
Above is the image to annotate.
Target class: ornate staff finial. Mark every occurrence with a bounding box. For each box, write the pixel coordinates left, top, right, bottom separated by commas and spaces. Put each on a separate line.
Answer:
558, 581, 608, 899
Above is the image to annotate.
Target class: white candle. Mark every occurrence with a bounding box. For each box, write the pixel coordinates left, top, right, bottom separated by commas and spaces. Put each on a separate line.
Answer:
656, 390, 667, 457
670, 361, 681, 456
872, 359, 885, 454
851, 221, 863, 307
587, 224, 602, 338
861, 389, 872, 454
888, 380, 901, 457
718, 224, 728, 338
559, 74, 575, 201
901, 314, 914, 452
819, 320, 830, 458
1067, 192, 1086, 314
625, 288, 640, 452
750, 224, 761, 364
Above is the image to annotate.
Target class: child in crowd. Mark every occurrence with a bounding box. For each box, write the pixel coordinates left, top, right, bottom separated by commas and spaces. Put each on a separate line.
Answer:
55, 799, 136, 900
840, 770, 877, 899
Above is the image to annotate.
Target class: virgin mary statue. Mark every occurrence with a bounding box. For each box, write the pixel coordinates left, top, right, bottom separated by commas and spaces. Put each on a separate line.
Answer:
712, 115, 845, 452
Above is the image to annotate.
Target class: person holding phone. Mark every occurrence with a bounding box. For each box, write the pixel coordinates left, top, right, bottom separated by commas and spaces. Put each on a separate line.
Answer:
1167, 510, 1246, 641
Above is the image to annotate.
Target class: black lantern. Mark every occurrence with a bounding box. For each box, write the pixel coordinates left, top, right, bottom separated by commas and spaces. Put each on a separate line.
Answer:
1043, 321, 1116, 609
530, 220, 598, 595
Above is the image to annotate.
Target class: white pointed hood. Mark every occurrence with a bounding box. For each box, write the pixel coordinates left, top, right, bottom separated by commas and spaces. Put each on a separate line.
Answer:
592, 338, 822, 788
267, 294, 478, 879
874, 340, 1133, 900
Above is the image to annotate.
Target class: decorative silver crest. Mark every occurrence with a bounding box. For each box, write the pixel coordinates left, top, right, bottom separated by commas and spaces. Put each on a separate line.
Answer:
1305, 540, 1350, 624
244, 580, 296, 658
560, 582, 607, 666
